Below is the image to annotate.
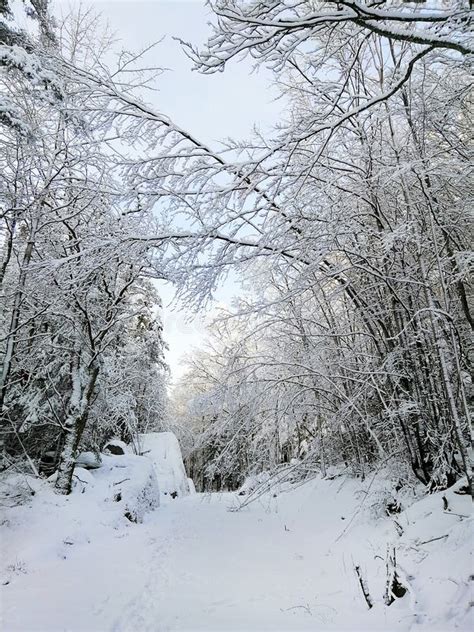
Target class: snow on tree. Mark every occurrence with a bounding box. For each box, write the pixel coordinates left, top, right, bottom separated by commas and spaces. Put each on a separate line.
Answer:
0, 4, 169, 493
1, 1, 472, 499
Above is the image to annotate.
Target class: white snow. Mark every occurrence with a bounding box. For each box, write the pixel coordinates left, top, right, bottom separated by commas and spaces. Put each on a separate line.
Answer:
75, 451, 102, 469
90, 453, 160, 523
0, 471, 472, 631
138, 431, 190, 499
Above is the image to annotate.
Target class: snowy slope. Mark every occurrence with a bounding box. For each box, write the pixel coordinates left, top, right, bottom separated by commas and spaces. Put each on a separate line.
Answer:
0, 472, 471, 631
138, 431, 190, 498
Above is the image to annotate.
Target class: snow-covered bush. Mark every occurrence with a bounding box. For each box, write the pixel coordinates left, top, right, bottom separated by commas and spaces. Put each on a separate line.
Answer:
238, 471, 271, 496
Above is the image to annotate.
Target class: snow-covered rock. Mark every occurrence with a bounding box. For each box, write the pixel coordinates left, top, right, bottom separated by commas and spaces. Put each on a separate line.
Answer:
102, 439, 129, 456
46, 451, 159, 522
92, 454, 160, 522
75, 451, 102, 469
138, 432, 191, 499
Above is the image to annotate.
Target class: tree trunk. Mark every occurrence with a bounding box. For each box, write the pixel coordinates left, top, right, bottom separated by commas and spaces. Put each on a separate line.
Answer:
55, 362, 99, 495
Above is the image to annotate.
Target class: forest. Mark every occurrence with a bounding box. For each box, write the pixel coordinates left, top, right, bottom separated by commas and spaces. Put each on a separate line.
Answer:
1, 0, 471, 496
0, 1, 472, 630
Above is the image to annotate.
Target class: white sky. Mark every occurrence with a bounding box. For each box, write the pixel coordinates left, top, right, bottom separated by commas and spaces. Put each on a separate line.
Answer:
70, 0, 282, 381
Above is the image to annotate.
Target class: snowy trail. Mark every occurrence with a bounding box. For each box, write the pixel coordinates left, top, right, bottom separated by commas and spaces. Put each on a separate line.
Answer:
2, 481, 382, 632
2, 477, 472, 631
112, 483, 390, 632
112, 493, 361, 632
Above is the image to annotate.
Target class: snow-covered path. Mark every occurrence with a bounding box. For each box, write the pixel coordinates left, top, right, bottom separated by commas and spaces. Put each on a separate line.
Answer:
2, 480, 382, 631
112, 491, 370, 632
2, 476, 472, 631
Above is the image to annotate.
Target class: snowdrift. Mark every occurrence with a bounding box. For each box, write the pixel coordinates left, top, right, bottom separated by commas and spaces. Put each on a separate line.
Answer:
138, 432, 191, 499
233, 471, 473, 631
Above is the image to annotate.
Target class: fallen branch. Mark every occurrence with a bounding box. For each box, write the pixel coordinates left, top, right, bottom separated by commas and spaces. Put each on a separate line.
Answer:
419, 534, 448, 545
354, 565, 373, 609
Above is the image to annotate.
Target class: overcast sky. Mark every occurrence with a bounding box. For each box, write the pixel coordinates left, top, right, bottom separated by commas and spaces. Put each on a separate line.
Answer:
69, 0, 282, 381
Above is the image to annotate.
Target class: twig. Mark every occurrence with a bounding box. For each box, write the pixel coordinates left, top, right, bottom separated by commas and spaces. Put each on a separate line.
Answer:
419, 534, 448, 545
393, 520, 404, 536
282, 604, 312, 615
113, 478, 130, 486
73, 474, 91, 485
443, 511, 469, 519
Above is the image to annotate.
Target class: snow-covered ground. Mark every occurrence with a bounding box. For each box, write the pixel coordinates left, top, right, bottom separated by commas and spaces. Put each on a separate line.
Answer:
0, 472, 472, 631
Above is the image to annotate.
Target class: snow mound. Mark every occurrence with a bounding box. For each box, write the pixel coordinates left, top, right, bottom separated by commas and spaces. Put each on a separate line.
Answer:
138, 432, 190, 499
72, 467, 95, 490
0, 454, 160, 587
91, 454, 160, 523
72, 449, 160, 522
